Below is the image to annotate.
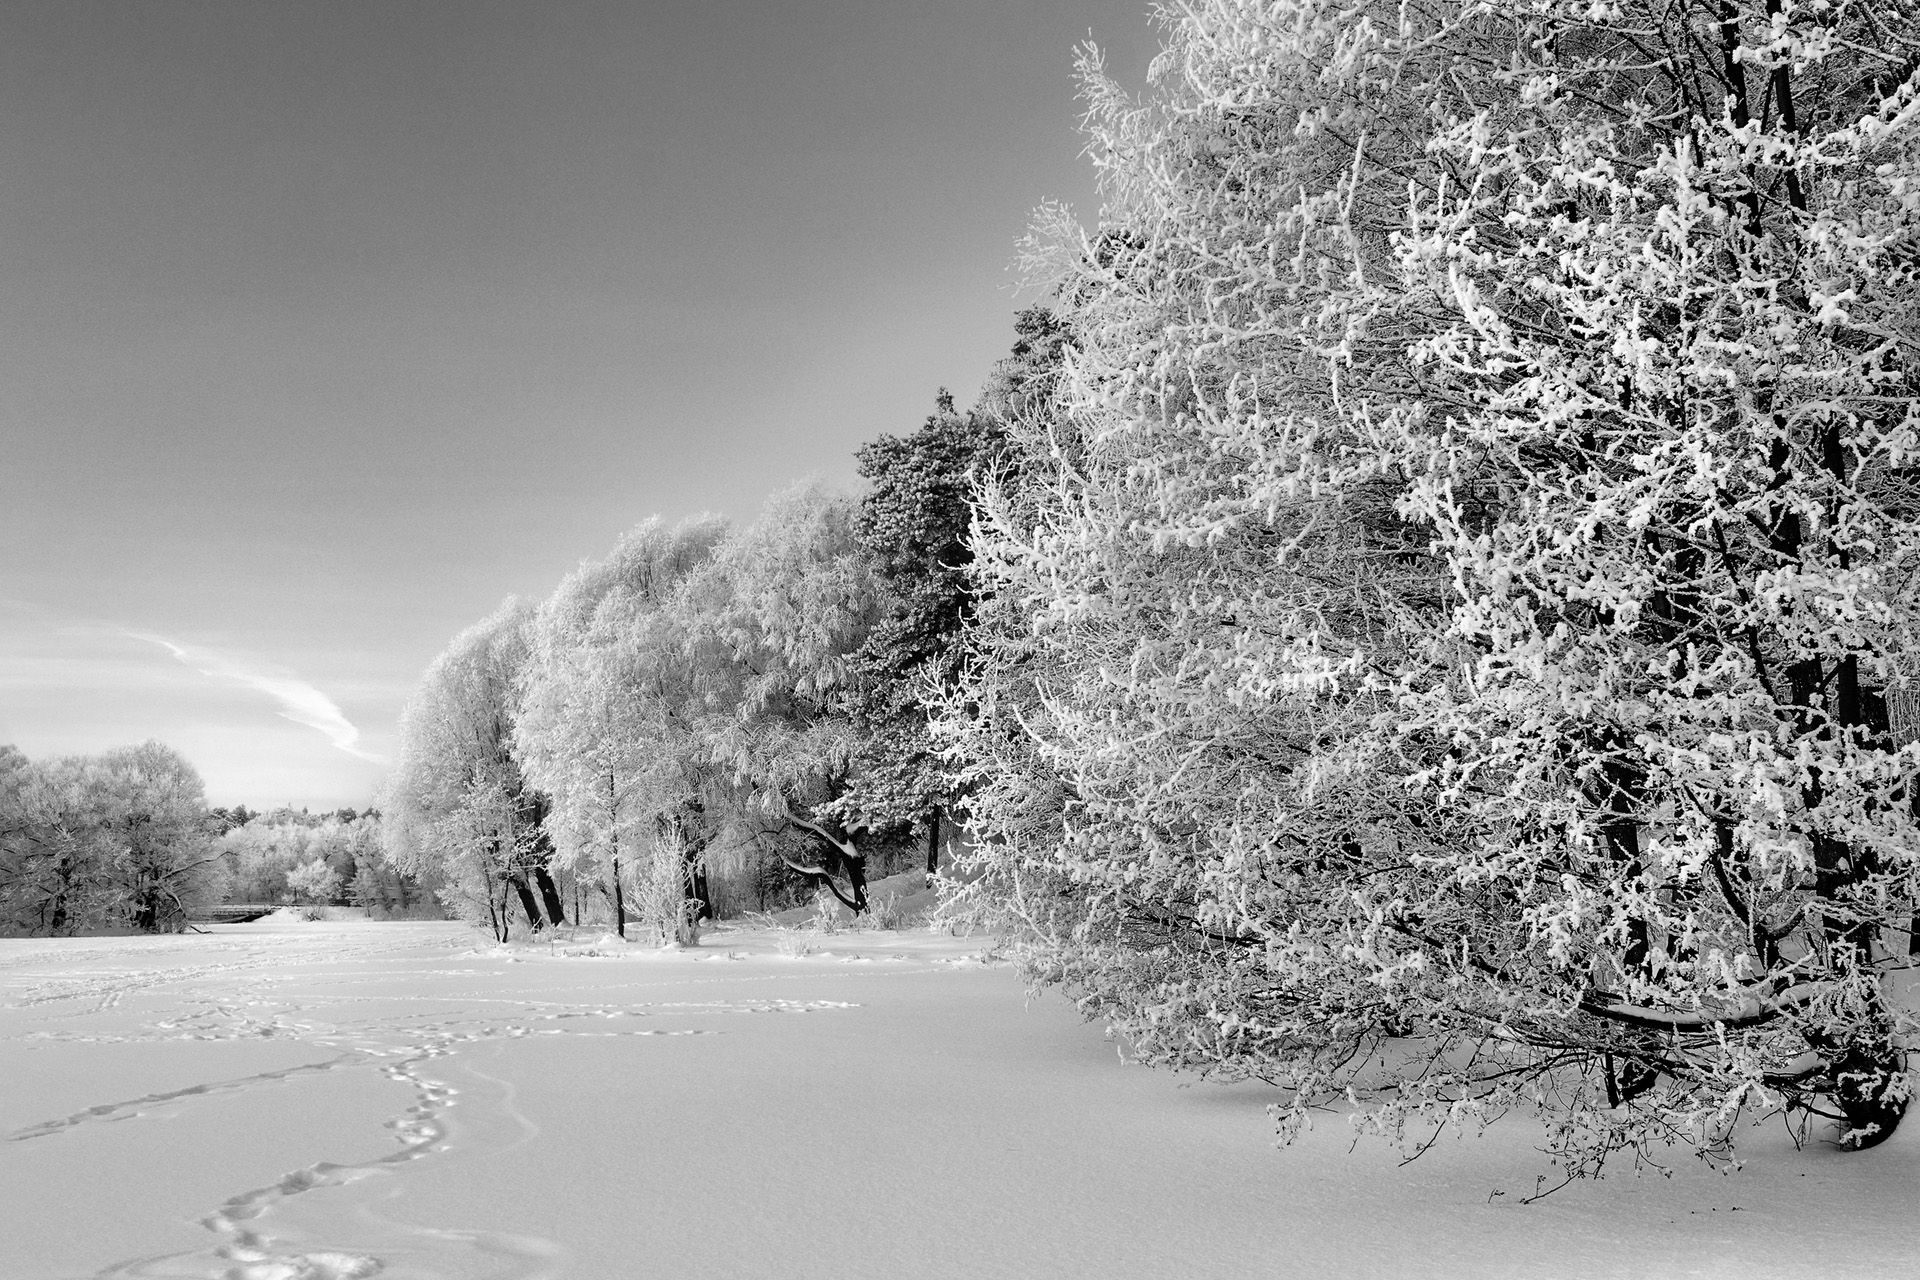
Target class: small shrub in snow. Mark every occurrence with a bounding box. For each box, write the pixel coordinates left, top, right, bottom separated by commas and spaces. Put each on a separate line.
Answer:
805, 889, 844, 935
631, 829, 700, 948
858, 891, 906, 932
772, 928, 816, 959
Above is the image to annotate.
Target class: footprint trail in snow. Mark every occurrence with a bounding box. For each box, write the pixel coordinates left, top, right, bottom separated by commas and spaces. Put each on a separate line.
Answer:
0, 922, 863, 1280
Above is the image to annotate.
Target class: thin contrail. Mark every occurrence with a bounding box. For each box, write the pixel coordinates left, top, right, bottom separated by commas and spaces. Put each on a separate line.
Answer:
126, 631, 387, 764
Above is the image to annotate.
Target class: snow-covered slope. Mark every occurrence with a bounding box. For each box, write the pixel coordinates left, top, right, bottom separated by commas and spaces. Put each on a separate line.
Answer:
1, 921, 1911, 1279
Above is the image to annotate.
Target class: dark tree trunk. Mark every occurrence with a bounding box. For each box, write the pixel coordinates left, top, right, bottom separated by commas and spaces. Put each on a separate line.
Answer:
1594, 752, 1660, 1105
514, 785, 565, 925
611, 852, 626, 940
783, 815, 870, 915
132, 887, 159, 933
684, 851, 713, 923
925, 808, 941, 876
843, 855, 868, 915
606, 773, 625, 938
678, 802, 714, 921
508, 874, 544, 932
46, 872, 69, 935
533, 865, 566, 926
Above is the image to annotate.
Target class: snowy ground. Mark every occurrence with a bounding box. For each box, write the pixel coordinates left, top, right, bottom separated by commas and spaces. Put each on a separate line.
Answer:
1, 920, 1915, 1280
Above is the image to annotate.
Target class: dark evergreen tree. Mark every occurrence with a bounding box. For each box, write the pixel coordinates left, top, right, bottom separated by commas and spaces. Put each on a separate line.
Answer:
841, 311, 1074, 871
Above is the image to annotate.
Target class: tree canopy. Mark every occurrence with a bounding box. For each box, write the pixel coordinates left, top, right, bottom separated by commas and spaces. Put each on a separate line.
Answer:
384, 600, 566, 940
0, 741, 223, 935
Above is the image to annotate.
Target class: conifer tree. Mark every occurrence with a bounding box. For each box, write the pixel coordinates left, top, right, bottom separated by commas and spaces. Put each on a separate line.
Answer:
844, 393, 1006, 869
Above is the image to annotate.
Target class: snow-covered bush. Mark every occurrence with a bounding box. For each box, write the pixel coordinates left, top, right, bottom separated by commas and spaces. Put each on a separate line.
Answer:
860, 890, 908, 932
804, 888, 844, 935
630, 828, 700, 948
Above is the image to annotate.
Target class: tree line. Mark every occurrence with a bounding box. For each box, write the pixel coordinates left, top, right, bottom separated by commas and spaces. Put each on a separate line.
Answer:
379, 363, 1031, 942
219, 808, 426, 915
0, 743, 424, 931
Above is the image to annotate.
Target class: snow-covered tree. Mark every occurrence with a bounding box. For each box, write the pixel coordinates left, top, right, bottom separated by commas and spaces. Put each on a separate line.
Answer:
0, 751, 123, 934
0, 742, 222, 934
93, 742, 224, 932
680, 482, 886, 911
222, 811, 408, 911
940, 0, 1451, 1121
285, 857, 342, 906
943, 0, 1920, 1173
515, 515, 728, 936
221, 818, 307, 902
385, 600, 564, 940
1367, 0, 1920, 1161
343, 813, 427, 916
389, 489, 884, 932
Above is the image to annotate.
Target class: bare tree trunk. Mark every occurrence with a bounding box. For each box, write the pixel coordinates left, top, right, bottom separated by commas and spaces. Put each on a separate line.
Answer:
610, 852, 626, 940
782, 815, 869, 915
508, 874, 543, 932
515, 786, 565, 925
46, 858, 70, 935
533, 865, 566, 926
607, 772, 625, 938
676, 802, 714, 921
684, 848, 712, 922
486, 882, 505, 943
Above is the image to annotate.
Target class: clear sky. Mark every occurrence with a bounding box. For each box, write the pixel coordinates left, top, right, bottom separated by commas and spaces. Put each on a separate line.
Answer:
0, 0, 1156, 811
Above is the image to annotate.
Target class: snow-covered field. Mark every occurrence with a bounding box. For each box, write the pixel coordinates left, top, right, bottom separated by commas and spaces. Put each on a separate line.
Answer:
1, 920, 1914, 1280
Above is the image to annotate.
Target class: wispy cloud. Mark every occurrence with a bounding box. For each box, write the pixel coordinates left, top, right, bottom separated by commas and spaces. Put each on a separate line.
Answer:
126, 631, 388, 764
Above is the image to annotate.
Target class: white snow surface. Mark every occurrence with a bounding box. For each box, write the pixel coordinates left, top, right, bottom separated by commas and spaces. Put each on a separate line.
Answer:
1, 920, 1914, 1279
